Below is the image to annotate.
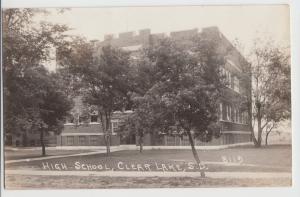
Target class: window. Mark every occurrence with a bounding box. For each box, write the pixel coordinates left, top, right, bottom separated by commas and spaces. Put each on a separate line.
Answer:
240, 111, 243, 123
90, 115, 98, 123
90, 136, 99, 145
226, 71, 233, 89
111, 120, 119, 133
219, 67, 226, 78
231, 106, 234, 122
240, 111, 248, 124
232, 76, 235, 90
233, 76, 240, 93
74, 113, 80, 125
67, 136, 74, 145
89, 110, 98, 123
219, 103, 223, 120
226, 105, 231, 121
236, 109, 239, 123
230, 73, 234, 89
79, 136, 86, 145
243, 112, 248, 124
221, 67, 240, 93
66, 115, 74, 124
79, 116, 84, 124
220, 67, 230, 88
224, 105, 236, 122
233, 108, 236, 122
225, 70, 230, 87
223, 104, 227, 121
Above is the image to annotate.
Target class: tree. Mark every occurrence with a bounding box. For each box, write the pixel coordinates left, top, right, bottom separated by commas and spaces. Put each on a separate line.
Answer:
248, 39, 291, 147
117, 111, 146, 153
4, 64, 72, 156
117, 94, 163, 153
63, 42, 135, 155
3, 8, 72, 155
22, 67, 72, 156
3, 9, 69, 72
123, 36, 225, 177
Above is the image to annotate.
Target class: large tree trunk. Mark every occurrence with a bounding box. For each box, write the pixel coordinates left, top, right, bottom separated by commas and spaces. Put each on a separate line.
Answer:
247, 98, 258, 146
105, 133, 111, 156
22, 133, 28, 147
138, 134, 143, 153
40, 130, 46, 156
249, 122, 258, 146
186, 130, 205, 178
265, 124, 275, 146
256, 121, 262, 147
100, 111, 111, 156
255, 102, 262, 147
105, 113, 111, 156
265, 131, 270, 146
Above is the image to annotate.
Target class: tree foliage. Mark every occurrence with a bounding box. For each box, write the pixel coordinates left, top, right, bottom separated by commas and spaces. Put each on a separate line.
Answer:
3, 8, 72, 155
119, 36, 225, 177
61, 41, 135, 155
248, 39, 291, 146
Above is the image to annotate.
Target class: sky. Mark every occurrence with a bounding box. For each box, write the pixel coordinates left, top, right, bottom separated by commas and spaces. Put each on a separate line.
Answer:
39, 5, 289, 48
34, 5, 290, 70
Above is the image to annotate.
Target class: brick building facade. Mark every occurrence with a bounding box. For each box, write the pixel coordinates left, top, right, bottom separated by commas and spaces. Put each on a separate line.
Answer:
8, 26, 251, 147
93, 26, 252, 146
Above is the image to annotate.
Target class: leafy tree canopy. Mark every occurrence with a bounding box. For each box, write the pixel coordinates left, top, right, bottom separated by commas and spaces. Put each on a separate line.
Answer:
3, 9, 73, 153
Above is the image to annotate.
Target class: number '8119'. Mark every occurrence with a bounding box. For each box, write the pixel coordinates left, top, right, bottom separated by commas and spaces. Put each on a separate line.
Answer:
221, 155, 244, 164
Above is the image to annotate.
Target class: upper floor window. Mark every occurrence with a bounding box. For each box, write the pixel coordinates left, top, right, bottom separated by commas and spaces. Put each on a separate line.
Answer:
79, 116, 85, 124
233, 76, 240, 93
65, 115, 75, 125
226, 105, 231, 121
225, 70, 231, 88
219, 103, 248, 124
90, 110, 98, 123
219, 103, 223, 121
220, 66, 241, 93
111, 120, 119, 134
220, 67, 232, 88
90, 115, 98, 123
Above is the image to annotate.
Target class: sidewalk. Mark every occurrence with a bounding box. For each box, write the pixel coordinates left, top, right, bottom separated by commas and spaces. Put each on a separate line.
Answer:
5, 149, 111, 164
5, 142, 253, 151
5, 169, 292, 179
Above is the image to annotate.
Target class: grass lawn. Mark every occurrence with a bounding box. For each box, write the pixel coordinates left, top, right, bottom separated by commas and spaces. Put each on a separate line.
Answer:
5, 175, 291, 189
4, 145, 292, 189
5, 145, 291, 172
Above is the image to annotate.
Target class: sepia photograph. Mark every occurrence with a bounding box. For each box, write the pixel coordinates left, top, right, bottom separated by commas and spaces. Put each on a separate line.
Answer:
1, 3, 293, 190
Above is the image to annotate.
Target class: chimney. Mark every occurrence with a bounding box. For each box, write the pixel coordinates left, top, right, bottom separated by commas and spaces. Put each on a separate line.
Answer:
139, 29, 151, 37
104, 34, 114, 41
119, 31, 135, 39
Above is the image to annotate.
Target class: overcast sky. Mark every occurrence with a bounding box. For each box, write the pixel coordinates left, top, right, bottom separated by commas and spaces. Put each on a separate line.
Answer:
35, 5, 289, 71
37, 5, 289, 53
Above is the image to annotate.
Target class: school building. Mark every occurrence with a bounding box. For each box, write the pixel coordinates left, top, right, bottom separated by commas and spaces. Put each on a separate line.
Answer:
7, 26, 252, 147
